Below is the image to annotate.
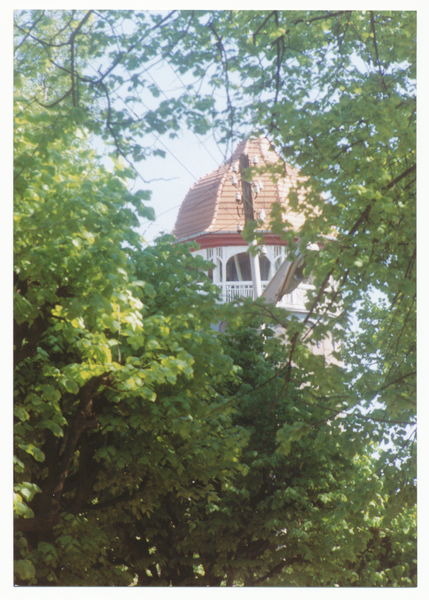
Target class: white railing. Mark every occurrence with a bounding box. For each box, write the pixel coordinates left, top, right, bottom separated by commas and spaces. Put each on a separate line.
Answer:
221, 281, 311, 309
222, 282, 269, 302
224, 283, 257, 302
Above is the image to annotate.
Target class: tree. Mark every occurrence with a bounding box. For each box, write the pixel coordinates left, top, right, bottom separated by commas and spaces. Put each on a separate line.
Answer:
153, 9, 416, 421
14, 10, 416, 586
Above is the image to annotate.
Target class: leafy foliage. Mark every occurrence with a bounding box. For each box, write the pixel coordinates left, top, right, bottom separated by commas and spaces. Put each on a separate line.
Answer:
14, 10, 416, 587
155, 8, 416, 416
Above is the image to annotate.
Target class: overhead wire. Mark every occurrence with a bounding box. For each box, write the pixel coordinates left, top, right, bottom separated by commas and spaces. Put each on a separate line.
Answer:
160, 59, 230, 166
86, 53, 212, 241
114, 25, 227, 176
84, 16, 216, 178
82, 64, 186, 242
142, 64, 221, 165
83, 20, 252, 245
109, 50, 229, 220
135, 63, 246, 242
88, 63, 202, 183
132, 64, 242, 242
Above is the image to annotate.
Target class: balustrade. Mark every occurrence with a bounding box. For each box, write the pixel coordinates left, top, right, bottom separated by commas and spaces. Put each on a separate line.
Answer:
219, 281, 311, 309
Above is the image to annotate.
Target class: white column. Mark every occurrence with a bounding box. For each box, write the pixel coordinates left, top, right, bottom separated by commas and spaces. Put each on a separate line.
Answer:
249, 240, 262, 298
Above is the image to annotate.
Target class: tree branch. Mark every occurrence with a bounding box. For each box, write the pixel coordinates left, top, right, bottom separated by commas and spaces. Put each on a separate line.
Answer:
14, 283, 71, 367
20, 374, 109, 534
209, 21, 235, 140
14, 11, 46, 51
370, 11, 389, 94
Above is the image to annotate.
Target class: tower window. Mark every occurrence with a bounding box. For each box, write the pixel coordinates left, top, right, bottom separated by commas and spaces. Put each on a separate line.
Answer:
226, 252, 271, 282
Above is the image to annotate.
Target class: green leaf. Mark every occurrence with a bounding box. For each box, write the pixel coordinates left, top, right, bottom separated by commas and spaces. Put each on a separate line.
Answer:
15, 559, 36, 581
18, 444, 45, 462
63, 378, 79, 394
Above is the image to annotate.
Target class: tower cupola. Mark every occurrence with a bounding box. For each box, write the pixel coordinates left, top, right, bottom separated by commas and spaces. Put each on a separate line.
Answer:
174, 137, 313, 313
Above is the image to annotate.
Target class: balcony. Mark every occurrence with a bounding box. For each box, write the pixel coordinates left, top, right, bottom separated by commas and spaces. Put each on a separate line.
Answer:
220, 281, 310, 311
223, 282, 267, 302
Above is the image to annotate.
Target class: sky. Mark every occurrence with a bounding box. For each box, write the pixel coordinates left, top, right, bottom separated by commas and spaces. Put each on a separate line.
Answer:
97, 21, 245, 247
86, 9, 390, 248
130, 127, 229, 246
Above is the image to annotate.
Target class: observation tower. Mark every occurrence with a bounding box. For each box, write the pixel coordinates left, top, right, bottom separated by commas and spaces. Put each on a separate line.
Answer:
174, 136, 313, 315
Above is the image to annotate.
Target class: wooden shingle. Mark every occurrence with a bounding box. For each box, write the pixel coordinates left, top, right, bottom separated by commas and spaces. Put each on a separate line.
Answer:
174, 137, 307, 242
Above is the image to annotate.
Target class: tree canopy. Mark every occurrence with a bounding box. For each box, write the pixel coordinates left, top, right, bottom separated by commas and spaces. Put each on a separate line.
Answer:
14, 10, 416, 587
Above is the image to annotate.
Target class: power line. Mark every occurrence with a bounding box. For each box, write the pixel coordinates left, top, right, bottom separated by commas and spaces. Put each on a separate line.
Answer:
114, 47, 224, 174
110, 59, 218, 182
87, 57, 202, 184
85, 42, 239, 243
152, 60, 223, 166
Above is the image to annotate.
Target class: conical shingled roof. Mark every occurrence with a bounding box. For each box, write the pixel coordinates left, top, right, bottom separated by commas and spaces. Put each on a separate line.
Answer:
173, 137, 306, 242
